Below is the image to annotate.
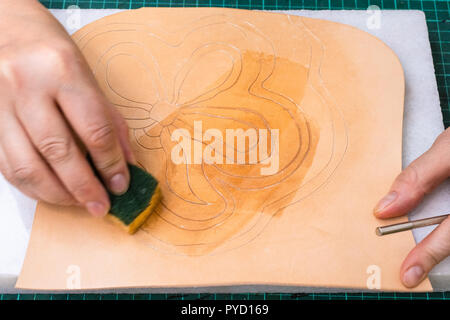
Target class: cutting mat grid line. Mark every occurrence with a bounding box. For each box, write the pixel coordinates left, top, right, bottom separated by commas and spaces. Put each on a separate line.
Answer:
4, 0, 444, 301
2, 291, 450, 300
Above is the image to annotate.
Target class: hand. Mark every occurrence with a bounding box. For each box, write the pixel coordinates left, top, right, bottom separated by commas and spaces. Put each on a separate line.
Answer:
374, 128, 450, 288
0, 1, 135, 216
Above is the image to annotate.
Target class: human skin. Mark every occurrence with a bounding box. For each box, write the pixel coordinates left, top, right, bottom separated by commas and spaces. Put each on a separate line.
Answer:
374, 128, 450, 288
0, 0, 448, 289
0, 0, 135, 217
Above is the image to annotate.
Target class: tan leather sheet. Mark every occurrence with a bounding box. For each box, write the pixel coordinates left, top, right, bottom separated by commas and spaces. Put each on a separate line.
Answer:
16, 8, 432, 291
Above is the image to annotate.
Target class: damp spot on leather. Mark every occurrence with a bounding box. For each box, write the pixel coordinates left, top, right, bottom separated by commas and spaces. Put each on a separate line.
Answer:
77, 18, 347, 256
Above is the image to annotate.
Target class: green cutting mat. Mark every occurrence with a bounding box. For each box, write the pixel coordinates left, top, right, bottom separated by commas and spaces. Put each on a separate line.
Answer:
2, 0, 448, 301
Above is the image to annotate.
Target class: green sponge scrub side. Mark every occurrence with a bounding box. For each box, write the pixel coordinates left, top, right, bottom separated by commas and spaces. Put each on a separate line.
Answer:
108, 164, 159, 226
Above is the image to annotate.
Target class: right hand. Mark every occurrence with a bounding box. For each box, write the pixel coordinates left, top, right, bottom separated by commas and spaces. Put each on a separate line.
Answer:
0, 0, 135, 217
374, 128, 450, 288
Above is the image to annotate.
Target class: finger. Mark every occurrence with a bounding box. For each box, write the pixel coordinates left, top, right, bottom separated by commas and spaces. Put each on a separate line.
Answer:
0, 110, 76, 206
0, 145, 38, 200
374, 129, 450, 218
400, 217, 450, 288
110, 107, 136, 165
56, 61, 130, 195
15, 96, 110, 216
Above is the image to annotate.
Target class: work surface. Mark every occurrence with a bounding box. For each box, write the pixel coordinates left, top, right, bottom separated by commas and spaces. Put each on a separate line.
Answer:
0, 9, 449, 292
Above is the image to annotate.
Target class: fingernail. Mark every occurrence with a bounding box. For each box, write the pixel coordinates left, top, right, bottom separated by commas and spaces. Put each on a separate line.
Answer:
374, 191, 398, 215
110, 173, 129, 195
86, 201, 108, 217
403, 266, 424, 288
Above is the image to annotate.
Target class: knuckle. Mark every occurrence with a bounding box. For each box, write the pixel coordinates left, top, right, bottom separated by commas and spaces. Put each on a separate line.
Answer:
51, 194, 76, 207
397, 164, 418, 185
397, 163, 426, 196
37, 136, 71, 163
42, 43, 78, 75
0, 42, 80, 90
85, 123, 115, 150
422, 246, 441, 267
0, 54, 22, 90
70, 178, 93, 200
96, 154, 123, 173
9, 165, 40, 186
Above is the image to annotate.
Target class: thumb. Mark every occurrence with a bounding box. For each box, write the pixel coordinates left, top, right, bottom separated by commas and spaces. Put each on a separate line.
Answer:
373, 129, 450, 219
400, 217, 450, 287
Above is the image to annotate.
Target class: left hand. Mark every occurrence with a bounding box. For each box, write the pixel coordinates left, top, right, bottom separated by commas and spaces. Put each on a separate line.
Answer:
373, 128, 450, 288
